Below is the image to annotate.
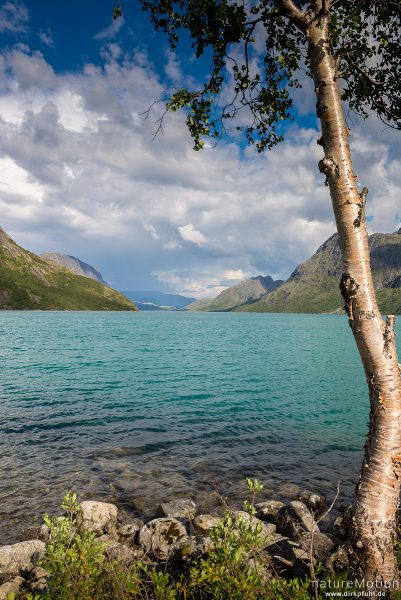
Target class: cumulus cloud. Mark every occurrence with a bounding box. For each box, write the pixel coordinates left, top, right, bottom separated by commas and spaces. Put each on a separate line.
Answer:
178, 224, 208, 246
0, 41, 399, 295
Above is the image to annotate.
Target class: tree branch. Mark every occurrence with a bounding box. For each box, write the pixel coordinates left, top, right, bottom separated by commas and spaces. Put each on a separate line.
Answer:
275, 0, 308, 31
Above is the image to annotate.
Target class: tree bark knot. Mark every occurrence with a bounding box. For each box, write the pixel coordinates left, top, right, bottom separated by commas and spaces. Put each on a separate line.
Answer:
319, 156, 339, 185
340, 273, 359, 321
383, 315, 396, 359
316, 100, 328, 118
353, 187, 368, 228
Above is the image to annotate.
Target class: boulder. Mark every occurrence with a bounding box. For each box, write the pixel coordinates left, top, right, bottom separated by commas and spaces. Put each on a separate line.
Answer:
297, 490, 326, 515
159, 499, 197, 520
105, 542, 144, 566
298, 532, 338, 562
276, 501, 319, 540
27, 567, 51, 595
167, 535, 214, 571
39, 524, 50, 543
118, 519, 144, 545
255, 500, 284, 523
193, 514, 222, 535
0, 576, 25, 600
139, 518, 187, 560
79, 501, 118, 537
232, 511, 276, 538
0, 540, 45, 584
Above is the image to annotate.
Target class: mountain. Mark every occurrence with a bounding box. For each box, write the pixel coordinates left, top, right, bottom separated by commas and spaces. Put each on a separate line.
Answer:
184, 275, 284, 312
41, 253, 107, 285
238, 229, 401, 313
123, 290, 196, 310
0, 228, 136, 311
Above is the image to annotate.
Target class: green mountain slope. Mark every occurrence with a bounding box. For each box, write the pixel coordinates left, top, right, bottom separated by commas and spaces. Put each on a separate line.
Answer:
0, 228, 137, 311
185, 275, 283, 312
239, 230, 401, 314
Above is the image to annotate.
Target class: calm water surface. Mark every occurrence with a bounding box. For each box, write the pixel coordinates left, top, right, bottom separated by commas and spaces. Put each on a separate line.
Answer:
1, 311, 398, 543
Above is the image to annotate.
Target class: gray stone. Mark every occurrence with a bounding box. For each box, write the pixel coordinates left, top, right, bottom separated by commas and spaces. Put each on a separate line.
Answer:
0, 540, 45, 584
255, 500, 284, 523
264, 537, 297, 568
232, 511, 276, 538
299, 532, 338, 563
167, 535, 214, 571
79, 501, 118, 536
297, 490, 326, 515
39, 524, 50, 543
159, 499, 197, 520
105, 542, 144, 566
193, 514, 222, 535
28, 567, 51, 595
139, 518, 187, 560
0, 576, 25, 600
276, 501, 319, 540
118, 519, 144, 546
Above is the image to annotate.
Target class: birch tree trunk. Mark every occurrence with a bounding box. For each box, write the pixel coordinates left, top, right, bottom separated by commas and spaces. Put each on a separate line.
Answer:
307, 14, 401, 587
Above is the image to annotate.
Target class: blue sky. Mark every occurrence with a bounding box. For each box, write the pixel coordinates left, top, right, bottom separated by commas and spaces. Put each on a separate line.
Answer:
0, 1, 400, 297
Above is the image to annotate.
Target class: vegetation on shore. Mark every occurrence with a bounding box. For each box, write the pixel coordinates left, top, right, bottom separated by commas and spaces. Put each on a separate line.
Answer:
7, 481, 401, 600
0, 228, 136, 311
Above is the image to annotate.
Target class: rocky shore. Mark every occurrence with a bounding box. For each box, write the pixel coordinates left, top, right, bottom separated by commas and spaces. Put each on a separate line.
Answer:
0, 489, 350, 599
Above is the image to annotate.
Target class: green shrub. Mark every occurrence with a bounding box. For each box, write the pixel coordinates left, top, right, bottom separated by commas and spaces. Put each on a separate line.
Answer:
13, 483, 366, 600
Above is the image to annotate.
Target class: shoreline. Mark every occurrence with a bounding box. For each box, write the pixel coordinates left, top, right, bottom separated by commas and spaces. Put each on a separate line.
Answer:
0, 486, 350, 598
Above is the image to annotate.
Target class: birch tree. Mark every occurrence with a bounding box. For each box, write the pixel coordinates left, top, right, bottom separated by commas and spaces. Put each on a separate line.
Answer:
120, 0, 401, 585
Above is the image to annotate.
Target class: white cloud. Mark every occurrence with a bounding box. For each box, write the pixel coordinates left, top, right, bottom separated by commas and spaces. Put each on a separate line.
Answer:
0, 1, 29, 33
0, 42, 399, 295
178, 224, 208, 246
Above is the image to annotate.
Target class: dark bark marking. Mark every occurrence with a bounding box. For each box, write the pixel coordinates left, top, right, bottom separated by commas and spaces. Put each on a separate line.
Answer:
383, 315, 396, 359
353, 187, 368, 228
339, 273, 359, 320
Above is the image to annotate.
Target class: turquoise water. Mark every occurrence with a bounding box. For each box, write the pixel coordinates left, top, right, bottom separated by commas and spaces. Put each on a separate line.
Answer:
1, 311, 398, 542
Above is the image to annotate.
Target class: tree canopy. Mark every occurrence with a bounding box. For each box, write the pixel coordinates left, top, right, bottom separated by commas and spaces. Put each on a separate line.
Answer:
116, 1, 401, 151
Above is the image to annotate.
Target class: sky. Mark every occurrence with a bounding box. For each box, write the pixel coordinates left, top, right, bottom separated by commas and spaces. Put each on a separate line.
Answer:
0, 1, 400, 297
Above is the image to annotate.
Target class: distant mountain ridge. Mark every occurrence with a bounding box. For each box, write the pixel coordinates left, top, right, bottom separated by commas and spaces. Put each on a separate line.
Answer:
123, 290, 196, 310
185, 229, 401, 314
0, 228, 136, 311
41, 253, 108, 285
185, 274, 284, 312
240, 230, 401, 314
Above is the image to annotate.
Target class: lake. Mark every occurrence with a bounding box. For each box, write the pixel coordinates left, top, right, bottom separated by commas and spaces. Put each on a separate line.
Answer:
1, 311, 396, 543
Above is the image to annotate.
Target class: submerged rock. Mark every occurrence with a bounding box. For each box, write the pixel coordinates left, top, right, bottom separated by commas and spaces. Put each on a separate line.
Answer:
139, 518, 187, 560
0, 540, 45, 583
79, 501, 118, 537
